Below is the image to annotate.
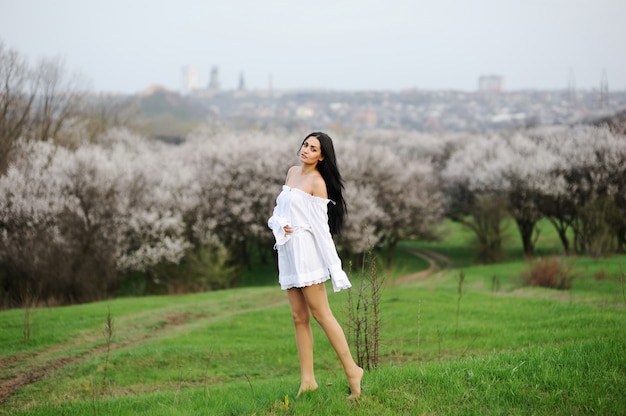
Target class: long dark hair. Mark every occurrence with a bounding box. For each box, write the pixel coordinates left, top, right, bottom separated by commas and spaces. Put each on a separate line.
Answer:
301, 132, 347, 235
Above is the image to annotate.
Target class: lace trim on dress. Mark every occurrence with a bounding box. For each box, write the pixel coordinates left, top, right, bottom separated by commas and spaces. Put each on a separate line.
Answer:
280, 275, 331, 290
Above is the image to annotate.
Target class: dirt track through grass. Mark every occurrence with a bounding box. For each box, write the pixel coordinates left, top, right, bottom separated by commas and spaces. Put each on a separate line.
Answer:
0, 288, 289, 405
394, 249, 451, 284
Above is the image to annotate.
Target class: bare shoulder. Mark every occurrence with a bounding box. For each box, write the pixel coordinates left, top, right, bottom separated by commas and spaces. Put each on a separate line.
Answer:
285, 166, 300, 183
311, 175, 328, 199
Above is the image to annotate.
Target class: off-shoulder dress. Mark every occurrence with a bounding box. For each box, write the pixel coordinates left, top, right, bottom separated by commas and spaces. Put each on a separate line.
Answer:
267, 185, 351, 292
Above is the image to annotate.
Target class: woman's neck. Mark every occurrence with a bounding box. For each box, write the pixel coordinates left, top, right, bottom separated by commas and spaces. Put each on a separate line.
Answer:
300, 164, 318, 175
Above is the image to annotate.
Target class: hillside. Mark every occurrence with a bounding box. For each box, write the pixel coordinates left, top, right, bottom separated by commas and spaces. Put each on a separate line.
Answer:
1, 247, 624, 415
131, 85, 208, 142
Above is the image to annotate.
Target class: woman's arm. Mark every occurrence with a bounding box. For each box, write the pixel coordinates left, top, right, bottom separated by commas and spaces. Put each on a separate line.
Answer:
308, 200, 351, 292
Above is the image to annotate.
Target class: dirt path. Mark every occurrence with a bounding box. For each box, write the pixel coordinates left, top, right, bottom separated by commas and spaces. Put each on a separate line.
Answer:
0, 290, 289, 406
394, 249, 451, 285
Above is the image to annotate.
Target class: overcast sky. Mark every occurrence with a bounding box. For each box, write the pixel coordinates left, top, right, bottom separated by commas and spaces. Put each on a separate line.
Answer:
1, 0, 624, 94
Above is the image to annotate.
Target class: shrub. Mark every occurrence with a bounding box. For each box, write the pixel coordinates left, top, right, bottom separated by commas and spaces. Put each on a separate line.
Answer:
519, 257, 574, 290
593, 269, 610, 281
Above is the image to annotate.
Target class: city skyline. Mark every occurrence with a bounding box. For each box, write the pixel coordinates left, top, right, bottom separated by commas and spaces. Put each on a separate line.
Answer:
1, 0, 625, 94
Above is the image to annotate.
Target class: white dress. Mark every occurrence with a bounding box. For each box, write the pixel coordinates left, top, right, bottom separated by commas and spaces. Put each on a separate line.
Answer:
267, 185, 352, 292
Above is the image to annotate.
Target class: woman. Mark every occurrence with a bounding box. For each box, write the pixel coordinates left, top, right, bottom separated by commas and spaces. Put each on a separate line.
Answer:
268, 132, 363, 400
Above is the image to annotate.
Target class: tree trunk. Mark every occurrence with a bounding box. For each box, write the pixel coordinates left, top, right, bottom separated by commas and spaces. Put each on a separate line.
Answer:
548, 217, 571, 255
515, 218, 537, 258
617, 226, 625, 253
385, 238, 398, 269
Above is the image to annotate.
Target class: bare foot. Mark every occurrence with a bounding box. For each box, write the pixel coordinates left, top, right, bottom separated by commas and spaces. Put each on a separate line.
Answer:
346, 366, 364, 400
297, 381, 318, 397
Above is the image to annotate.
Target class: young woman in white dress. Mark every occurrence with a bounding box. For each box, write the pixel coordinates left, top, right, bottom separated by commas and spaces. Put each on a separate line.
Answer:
268, 132, 363, 400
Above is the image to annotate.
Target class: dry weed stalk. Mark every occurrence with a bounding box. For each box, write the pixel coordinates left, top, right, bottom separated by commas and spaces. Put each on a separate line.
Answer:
346, 239, 384, 371
455, 270, 465, 338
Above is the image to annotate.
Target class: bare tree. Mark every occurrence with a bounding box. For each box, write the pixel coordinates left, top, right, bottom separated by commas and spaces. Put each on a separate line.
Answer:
29, 56, 88, 142
0, 41, 37, 172
0, 40, 94, 172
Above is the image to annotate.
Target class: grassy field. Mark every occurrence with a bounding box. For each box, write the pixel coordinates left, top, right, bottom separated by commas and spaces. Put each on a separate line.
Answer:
1, 221, 625, 415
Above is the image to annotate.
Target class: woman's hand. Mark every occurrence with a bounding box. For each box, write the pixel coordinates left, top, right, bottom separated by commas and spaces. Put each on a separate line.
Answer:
283, 225, 293, 235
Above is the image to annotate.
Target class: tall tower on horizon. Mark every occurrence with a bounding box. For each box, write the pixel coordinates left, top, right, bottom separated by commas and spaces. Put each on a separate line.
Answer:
567, 68, 576, 108
600, 69, 609, 108
208, 66, 221, 91
238, 72, 246, 91
268, 72, 273, 95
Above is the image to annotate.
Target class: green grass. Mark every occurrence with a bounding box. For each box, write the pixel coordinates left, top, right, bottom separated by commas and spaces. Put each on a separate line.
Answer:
1, 222, 625, 415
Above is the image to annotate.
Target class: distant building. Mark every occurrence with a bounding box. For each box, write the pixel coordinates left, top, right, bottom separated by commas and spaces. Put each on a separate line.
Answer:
181, 65, 199, 94
238, 72, 246, 91
478, 75, 504, 93
208, 66, 221, 91
352, 110, 378, 128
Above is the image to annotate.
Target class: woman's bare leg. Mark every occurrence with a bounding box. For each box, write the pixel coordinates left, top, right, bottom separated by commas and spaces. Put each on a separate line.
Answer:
301, 283, 364, 399
287, 288, 318, 395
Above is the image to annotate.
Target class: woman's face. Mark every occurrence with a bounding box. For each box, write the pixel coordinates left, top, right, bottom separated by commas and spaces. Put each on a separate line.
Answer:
299, 136, 324, 165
